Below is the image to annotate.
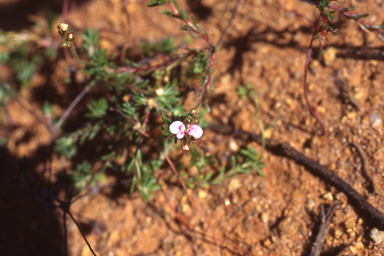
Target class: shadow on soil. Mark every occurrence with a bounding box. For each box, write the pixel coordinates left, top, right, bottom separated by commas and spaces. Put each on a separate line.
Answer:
0, 147, 64, 256
0, 0, 92, 31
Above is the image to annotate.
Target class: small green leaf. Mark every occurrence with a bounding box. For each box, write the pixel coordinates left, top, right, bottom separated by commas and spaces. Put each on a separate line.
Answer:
340, 6, 357, 11
179, 10, 187, 20
147, 1, 162, 7
171, 0, 180, 10
160, 10, 174, 16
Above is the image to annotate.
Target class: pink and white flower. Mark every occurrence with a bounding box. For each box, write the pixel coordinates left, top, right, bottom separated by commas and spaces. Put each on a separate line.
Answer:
169, 121, 203, 139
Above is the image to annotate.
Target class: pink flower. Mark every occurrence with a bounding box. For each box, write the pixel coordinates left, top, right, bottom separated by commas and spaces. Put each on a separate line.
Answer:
169, 121, 203, 139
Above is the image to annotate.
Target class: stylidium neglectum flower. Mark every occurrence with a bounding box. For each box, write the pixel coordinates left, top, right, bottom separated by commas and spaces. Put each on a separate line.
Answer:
169, 121, 203, 139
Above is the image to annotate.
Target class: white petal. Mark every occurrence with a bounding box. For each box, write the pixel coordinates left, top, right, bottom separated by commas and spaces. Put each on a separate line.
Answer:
169, 121, 185, 134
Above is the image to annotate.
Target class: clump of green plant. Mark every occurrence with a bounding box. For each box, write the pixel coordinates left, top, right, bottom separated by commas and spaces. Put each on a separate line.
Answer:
52, 13, 264, 204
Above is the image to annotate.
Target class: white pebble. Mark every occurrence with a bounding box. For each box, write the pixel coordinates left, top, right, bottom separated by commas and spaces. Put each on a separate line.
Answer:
369, 113, 382, 129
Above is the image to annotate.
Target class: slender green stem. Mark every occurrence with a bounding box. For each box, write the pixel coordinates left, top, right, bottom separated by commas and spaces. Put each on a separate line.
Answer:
70, 42, 81, 63
253, 95, 265, 157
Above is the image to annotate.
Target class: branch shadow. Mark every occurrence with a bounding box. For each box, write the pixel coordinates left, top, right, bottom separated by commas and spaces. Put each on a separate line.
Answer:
185, 0, 213, 21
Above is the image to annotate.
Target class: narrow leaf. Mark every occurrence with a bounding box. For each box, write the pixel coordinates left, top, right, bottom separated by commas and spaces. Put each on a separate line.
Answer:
147, 1, 162, 7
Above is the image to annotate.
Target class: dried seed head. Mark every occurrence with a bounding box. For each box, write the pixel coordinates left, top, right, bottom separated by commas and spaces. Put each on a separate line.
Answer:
147, 98, 156, 108
66, 32, 75, 41
191, 108, 198, 115
155, 88, 164, 96
57, 23, 69, 32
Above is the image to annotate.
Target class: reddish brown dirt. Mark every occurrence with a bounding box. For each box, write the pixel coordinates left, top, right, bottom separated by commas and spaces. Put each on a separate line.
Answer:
1, 0, 384, 255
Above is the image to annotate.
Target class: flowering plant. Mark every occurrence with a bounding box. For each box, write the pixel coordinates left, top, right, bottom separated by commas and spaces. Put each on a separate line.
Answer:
168, 108, 203, 151
169, 121, 203, 139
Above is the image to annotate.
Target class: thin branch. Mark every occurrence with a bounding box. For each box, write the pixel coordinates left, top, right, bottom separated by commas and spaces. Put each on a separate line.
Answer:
54, 85, 91, 132
303, 14, 326, 135
68, 211, 97, 256
329, 4, 384, 39
63, 211, 68, 256
309, 203, 338, 256
166, 3, 213, 47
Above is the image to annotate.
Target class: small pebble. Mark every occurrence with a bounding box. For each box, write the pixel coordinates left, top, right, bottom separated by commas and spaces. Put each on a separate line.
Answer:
344, 217, 355, 229
323, 192, 333, 201
263, 238, 271, 247
305, 198, 316, 212
322, 47, 337, 66
334, 228, 343, 239
371, 228, 384, 245
369, 113, 382, 129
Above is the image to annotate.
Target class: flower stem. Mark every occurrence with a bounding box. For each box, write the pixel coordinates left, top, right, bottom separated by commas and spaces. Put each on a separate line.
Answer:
70, 42, 81, 63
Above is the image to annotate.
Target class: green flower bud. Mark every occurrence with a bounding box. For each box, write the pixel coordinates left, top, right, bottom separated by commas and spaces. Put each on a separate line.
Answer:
60, 41, 71, 48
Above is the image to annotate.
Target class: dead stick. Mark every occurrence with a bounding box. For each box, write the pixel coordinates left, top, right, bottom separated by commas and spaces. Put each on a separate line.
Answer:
309, 203, 338, 256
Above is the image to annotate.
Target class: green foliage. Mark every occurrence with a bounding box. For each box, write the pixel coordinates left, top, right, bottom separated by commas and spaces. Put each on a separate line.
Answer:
155, 82, 181, 112
70, 161, 106, 195
203, 146, 265, 186
41, 101, 54, 118
127, 149, 161, 202
182, 145, 265, 188
139, 37, 176, 57
236, 82, 254, 100
55, 123, 102, 159
147, 0, 167, 7
190, 150, 216, 174
51, 18, 218, 199
0, 83, 8, 104
82, 29, 99, 57
237, 146, 265, 176
236, 83, 267, 156
85, 98, 108, 118
191, 49, 210, 75
0, 51, 9, 64
316, 0, 335, 13
7, 45, 42, 85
